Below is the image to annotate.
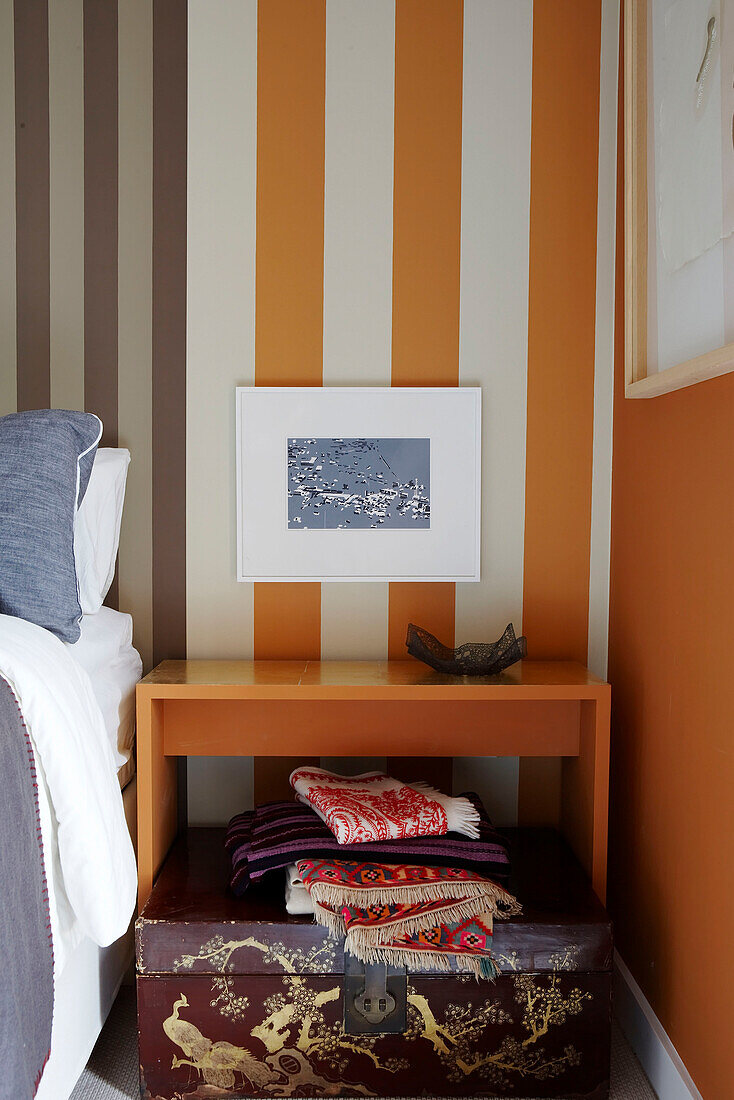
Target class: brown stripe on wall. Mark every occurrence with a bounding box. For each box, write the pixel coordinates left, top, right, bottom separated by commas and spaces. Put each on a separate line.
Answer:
388, 0, 463, 660
388, 0, 463, 788
253, 0, 326, 802
83, 0, 118, 447
152, 0, 187, 668
0, 0, 17, 415
48, 0, 85, 414
14, 0, 50, 410
117, 0, 153, 669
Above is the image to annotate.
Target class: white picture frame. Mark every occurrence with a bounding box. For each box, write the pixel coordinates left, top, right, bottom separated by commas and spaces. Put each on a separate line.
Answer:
236, 387, 481, 582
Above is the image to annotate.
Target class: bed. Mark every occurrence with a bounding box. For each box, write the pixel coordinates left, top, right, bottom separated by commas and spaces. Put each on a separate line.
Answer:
36, 611, 142, 1100
34, 780, 138, 1100
0, 412, 140, 1100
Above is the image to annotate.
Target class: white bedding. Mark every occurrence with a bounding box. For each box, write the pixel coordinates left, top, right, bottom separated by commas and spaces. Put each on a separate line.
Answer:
0, 615, 137, 971
64, 607, 142, 781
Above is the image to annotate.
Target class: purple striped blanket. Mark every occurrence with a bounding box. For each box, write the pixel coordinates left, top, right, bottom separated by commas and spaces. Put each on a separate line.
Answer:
225, 793, 510, 897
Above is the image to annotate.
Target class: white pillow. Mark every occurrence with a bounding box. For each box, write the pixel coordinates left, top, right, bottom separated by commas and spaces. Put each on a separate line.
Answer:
74, 448, 130, 615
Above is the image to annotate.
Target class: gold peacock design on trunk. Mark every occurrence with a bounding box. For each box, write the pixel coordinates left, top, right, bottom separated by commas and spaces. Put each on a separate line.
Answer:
161, 965, 593, 1095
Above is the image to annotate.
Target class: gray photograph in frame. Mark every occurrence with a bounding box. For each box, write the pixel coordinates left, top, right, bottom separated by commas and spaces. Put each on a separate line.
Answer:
287, 437, 430, 530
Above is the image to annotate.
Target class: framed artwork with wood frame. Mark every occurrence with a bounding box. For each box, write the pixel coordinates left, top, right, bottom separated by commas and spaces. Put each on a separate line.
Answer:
625, 0, 734, 398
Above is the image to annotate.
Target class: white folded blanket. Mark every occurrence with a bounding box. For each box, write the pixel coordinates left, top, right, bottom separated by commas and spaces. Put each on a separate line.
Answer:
285, 864, 314, 915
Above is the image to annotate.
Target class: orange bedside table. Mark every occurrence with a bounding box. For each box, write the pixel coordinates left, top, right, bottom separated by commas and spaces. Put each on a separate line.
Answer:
136, 659, 610, 908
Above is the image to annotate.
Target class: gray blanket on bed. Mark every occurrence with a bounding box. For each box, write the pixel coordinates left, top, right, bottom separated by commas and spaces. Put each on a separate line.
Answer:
0, 675, 53, 1099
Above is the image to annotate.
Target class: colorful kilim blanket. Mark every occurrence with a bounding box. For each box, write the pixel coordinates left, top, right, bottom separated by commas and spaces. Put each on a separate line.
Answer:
225, 794, 511, 896
289, 767, 480, 844
295, 857, 507, 903
341, 903, 500, 980
295, 857, 521, 979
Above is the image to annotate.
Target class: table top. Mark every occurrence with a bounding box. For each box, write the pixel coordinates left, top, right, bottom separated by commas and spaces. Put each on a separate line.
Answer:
138, 659, 609, 701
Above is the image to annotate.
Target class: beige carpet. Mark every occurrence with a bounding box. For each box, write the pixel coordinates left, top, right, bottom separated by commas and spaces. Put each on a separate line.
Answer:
71, 986, 657, 1099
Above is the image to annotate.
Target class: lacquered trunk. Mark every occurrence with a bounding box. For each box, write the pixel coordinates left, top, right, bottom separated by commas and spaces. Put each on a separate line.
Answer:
137, 828, 612, 1099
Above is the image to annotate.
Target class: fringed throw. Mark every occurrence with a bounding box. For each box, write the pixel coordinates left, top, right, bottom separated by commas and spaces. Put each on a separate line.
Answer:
289, 767, 481, 844
342, 904, 501, 981
296, 857, 521, 980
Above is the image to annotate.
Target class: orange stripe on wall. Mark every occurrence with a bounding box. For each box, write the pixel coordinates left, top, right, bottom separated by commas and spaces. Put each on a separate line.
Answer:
253, 0, 325, 667
253, 0, 325, 800
254, 585, 321, 661
518, 0, 601, 824
521, 0, 601, 664
388, 0, 463, 663
388, 583, 456, 661
254, 0, 325, 390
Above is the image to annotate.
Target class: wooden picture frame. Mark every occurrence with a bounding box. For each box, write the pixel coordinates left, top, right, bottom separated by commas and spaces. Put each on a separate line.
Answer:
625, 0, 734, 398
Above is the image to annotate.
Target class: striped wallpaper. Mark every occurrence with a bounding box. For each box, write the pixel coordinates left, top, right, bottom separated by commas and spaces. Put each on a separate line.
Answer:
3, 0, 158, 669
2, 0, 619, 825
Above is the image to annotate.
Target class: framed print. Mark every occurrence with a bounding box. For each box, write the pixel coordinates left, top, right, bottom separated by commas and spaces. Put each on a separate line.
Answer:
626, 0, 734, 397
235, 387, 481, 582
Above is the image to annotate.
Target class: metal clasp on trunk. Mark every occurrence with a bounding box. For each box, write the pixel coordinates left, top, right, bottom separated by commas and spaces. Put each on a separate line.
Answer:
344, 956, 408, 1035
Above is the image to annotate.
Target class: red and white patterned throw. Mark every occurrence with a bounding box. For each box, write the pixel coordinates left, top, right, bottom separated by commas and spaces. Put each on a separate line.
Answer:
288, 767, 481, 845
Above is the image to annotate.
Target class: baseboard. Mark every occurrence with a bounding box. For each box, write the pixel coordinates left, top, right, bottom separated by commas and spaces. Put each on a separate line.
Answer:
613, 951, 702, 1100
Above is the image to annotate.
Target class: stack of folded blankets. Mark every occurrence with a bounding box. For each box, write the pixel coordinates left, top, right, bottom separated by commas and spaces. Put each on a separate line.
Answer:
225, 767, 521, 980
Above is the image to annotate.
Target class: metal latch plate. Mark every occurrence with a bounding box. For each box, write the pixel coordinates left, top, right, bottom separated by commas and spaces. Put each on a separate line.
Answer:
344, 956, 408, 1035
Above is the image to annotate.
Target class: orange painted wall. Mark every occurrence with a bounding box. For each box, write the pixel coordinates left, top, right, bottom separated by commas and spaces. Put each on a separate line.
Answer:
608, 95, 734, 1100
388, 0, 463, 661
522, 0, 601, 665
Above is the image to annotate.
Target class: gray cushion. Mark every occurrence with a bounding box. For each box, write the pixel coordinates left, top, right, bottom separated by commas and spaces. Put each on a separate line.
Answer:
0, 410, 102, 642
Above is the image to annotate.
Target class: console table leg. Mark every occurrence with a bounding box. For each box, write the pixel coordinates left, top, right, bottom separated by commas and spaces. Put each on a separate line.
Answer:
137, 695, 178, 908
562, 696, 610, 903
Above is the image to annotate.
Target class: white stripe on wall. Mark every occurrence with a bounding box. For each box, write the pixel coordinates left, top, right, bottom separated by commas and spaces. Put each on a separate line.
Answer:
587, 0, 620, 680
320, 0, 395, 660
453, 0, 534, 824
455, 0, 532, 642
48, 0, 85, 412
186, 0, 257, 660
0, 0, 17, 415
322, 0, 394, 385
186, 0, 259, 820
118, 0, 153, 669
321, 583, 388, 659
